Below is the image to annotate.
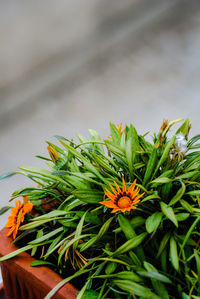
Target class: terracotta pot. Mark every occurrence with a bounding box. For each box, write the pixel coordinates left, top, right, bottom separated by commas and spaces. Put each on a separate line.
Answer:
0, 227, 78, 299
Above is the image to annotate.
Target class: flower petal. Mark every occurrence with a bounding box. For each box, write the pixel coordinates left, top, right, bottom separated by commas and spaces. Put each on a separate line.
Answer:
128, 179, 137, 193
134, 192, 145, 201
105, 187, 116, 198
113, 181, 121, 193
23, 202, 33, 213
122, 177, 126, 193
109, 183, 118, 196
99, 200, 117, 208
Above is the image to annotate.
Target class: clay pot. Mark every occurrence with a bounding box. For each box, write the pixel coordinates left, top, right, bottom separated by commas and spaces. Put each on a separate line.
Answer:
0, 227, 78, 299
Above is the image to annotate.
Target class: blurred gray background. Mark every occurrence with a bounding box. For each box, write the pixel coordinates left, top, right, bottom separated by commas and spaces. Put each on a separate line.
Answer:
1, 0, 200, 233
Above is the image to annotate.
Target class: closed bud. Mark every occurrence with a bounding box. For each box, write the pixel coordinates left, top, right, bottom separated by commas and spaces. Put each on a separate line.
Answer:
47, 145, 59, 162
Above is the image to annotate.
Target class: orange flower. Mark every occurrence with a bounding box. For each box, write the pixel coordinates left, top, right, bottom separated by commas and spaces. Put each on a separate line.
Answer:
5, 200, 33, 239
100, 178, 144, 213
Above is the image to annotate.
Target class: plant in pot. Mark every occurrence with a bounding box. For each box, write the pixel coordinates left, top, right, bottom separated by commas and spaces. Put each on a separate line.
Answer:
0, 118, 200, 299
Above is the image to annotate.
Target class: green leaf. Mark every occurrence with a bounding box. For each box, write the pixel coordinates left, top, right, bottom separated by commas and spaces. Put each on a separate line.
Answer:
31, 229, 44, 256
105, 262, 117, 275
138, 271, 172, 284
125, 125, 139, 178
80, 217, 114, 252
153, 136, 176, 177
118, 214, 136, 239
58, 234, 91, 265
78, 289, 99, 299
125, 138, 134, 177
114, 271, 142, 282
175, 213, 189, 222
156, 232, 171, 258
160, 202, 178, 227
76, 211, 102, 225
151, 177, 172, 184
0, 171, 18, 181
143, 148, 157, 186
141, 194, 160, 203
0, 245, 34, 261
130, 216, 146, 228
91, 153, 119, 177
143, 262, 170, 299
186, 190, 200, 196
194, 249, 200, 279
44, 267, 91, 299
145, 212, 162, 233
73, 211, 87, 251
111, 232, 147, 256
30, 210, 67, 221
76, 280, 91, 299
29, 227, 64, 245
96, 271, 142, 283
19, 166, 67, 185
0, 206, 11, 215
72, 189, 104, 204
176, 118, 190, 136
181, 293, 191, 299
44, 231, 65, 259
179, 199, 194, 213
169, 237, 179, 271
88, 129, 104, 154
109, 123, 121, 144
169, 181, 186, 206
113, 279, 161, 299
179, 217, 200, 255
30, 260, 55, 267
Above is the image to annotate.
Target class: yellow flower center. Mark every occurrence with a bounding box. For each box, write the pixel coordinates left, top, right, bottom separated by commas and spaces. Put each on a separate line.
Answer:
118, 196, 131, 209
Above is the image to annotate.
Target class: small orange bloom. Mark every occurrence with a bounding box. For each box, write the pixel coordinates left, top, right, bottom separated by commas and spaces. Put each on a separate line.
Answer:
5, 200, 33, 239
100, 178, 144, 213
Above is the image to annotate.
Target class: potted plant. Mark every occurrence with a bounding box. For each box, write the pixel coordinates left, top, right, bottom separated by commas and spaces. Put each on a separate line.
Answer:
0, 118, 200, 299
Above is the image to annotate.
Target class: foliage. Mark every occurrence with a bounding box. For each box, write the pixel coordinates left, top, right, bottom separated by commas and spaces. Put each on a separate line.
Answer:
0, 118, 200, 299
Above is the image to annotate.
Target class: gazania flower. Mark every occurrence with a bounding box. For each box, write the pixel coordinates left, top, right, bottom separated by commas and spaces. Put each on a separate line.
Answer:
5, 200, 33, 239
100, 178, 144, 213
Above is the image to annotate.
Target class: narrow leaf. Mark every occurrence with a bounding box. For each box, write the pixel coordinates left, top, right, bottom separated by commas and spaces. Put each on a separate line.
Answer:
160, 202, 178, 227
146, 212, 162, 233
169, 237, 179, 271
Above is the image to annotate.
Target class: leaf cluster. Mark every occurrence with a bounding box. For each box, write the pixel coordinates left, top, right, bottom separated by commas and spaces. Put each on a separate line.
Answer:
0, 118, 200, 299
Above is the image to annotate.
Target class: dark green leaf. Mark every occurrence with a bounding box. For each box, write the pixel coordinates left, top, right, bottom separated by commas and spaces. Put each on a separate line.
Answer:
169, 237, 179, 271
160, 202, 178, 227
30, 260, 55, 267
0, 206, 11, 215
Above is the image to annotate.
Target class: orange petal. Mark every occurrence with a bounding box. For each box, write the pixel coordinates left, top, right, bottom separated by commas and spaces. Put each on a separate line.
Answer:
122, 178, 126, 193
11, 208, 18, 216
128, 179, 137, 193
99, 200, 117, 208
109, 183, 118, 196
111, 208, 120, 213
134, 192, 145, 201
7, 226, 15, 237
12, 229, 18, 239
130, 206, 137, 210
23, 202, 33, 213
130, 187, 140, 198
104, 188, 116, 200
131, 199, 140, 205
113, 181, 121, 194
